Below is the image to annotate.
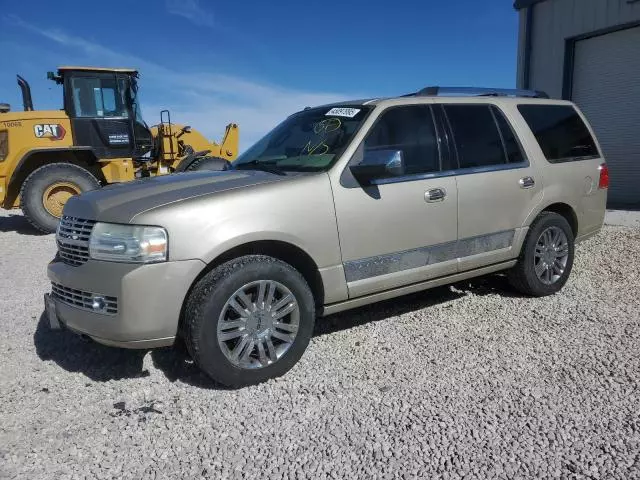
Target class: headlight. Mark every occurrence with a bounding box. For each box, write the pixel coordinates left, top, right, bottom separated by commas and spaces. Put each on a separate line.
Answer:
89, 223, 168, 263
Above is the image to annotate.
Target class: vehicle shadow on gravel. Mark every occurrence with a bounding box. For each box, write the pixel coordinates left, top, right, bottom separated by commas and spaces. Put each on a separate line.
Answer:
33, 313, 230, 389
315, 273, 519, 337
0, 213, 45, 235
33, 274, 520, 389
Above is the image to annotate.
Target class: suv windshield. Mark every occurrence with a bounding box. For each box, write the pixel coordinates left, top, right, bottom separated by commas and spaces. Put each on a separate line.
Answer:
234, 106, 371, 172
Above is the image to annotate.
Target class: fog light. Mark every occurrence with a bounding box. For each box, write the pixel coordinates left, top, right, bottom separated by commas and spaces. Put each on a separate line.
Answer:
92, 296, 106, 312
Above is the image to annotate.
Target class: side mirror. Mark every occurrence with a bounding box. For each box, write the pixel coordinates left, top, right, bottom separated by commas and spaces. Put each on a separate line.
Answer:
349, 149, 405, 186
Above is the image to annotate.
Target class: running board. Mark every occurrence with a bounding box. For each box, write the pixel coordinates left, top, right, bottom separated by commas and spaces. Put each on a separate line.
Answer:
320, 260, 516, 317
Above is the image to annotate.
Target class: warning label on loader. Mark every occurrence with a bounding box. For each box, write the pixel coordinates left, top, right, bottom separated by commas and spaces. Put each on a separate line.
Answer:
108, 133, 130, 145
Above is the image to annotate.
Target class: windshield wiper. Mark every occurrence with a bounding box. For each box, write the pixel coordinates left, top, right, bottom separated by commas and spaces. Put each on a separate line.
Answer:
233, 160, 287, 176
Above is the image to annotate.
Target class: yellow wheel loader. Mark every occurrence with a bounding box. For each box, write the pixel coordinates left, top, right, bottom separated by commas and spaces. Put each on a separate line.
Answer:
0, 67, 239, 233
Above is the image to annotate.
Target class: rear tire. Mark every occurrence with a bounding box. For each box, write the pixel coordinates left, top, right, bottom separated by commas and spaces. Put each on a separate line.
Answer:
184, 255, 315, 387
508, 211, 575, 296
20, 163, 101, 233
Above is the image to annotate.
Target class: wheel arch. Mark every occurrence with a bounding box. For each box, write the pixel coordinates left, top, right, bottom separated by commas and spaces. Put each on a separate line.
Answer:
539, 202, 578, 238
178, 240, 325, 337
6, 147, 101, 207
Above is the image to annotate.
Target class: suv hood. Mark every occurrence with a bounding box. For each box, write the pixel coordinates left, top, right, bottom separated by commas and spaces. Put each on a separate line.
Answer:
63, 170, 287, 223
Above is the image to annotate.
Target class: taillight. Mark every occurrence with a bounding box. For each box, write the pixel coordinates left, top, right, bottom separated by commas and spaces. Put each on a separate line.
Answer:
598, 163, 609, 189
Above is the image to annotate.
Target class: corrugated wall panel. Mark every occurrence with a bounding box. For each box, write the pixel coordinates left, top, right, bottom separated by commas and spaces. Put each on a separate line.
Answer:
572, 26, 640, 205
518, 0, 640, 97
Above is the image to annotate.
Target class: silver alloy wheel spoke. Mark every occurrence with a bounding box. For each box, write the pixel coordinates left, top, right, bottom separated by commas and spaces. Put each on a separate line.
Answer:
229, 298, 249, 318
217, 280, 300, 369
273, 302, 297, 320
236, 291, 254, 311
265, 337, 277, 361
271, 329, 294, 343
264, 283, 276, 310
220, 319, 246, 330
534, 226, 569, 285
219, 329, 246, 342
257, 340, 268, 366
240, 339, 255, 363
230, 335, 251, 361
552, 260, 564, 275
273, 321, 298, 333
271, 293, 293, 313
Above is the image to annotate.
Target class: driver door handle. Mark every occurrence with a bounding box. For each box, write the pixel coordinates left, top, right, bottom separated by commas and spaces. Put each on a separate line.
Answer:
425, 187, 446, 203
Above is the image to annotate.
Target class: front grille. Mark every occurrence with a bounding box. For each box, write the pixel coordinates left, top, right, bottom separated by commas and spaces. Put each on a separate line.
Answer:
51, 282, 118, 315
56, 216, 96, 266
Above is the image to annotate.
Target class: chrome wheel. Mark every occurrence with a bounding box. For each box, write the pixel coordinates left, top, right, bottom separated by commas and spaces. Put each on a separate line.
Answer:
534, 226, 569, 285
217, 280, 300, 369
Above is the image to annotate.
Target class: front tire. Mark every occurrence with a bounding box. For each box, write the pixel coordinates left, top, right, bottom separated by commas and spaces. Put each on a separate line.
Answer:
508, 211, 575, 296
20, 163, 101, 233
184, 255, 315, 387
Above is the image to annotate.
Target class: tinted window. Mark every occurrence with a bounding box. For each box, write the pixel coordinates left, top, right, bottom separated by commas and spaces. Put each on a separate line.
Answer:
444, 105, 506, 168
518, 104, 599, 162
492, 106, 525, 163
235, 106, 371, 172
364, 105, 439, 175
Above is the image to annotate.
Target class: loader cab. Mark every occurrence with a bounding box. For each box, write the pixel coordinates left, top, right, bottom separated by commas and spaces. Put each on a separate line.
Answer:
52, 67, 153, 159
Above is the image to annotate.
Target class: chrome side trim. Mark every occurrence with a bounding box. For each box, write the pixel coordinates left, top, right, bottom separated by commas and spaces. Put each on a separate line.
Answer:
343, 230, 515, 282
322, 260, 517, 316
372, 161, 530, 187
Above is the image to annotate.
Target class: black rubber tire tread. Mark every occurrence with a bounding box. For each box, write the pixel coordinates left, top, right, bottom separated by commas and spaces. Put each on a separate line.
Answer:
20, 163, 101, 234
185, 156, 229, 172
508, 211, 575, 297
184, 255, 315, 387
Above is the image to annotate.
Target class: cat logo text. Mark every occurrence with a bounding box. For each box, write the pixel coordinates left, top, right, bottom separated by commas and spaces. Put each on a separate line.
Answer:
34, 124, 66, 141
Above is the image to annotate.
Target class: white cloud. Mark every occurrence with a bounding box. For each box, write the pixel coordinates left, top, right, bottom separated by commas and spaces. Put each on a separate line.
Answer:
165, 0, 215, 28
5, 15, 362, 150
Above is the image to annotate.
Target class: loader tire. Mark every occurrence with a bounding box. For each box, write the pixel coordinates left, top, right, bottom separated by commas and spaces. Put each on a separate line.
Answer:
185, 156, 229, 172
20, 163, 101, 234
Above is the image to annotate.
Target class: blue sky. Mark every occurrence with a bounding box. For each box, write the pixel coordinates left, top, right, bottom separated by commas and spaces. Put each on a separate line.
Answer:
1, 0, 520, 149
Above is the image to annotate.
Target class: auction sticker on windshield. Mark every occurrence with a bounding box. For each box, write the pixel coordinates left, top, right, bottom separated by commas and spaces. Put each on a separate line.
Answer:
325, 107, 361, 118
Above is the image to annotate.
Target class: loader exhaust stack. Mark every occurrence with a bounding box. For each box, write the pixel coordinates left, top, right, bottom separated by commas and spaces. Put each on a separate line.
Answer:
17, 75, 34, 111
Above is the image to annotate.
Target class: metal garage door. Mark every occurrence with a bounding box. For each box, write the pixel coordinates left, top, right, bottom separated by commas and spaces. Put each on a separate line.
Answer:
572, 25, 640, 206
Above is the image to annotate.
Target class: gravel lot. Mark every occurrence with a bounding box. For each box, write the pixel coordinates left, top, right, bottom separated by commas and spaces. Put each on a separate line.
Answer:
1, 209, 639, 480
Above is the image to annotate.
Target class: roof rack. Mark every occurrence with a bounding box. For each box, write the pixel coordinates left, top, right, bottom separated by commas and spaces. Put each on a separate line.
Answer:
412, 86, 549, 99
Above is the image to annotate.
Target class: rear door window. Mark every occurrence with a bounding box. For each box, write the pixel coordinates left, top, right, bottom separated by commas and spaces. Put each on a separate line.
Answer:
492, 106, 525, 164
443, 105, 507, 169
517, 104, 599, 162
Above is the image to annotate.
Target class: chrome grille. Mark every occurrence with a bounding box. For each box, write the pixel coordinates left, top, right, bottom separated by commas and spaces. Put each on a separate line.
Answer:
56, 216, 96, 266
51, 282, 118, 315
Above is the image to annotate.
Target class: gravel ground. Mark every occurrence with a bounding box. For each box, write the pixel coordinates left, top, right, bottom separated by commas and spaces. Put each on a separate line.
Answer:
1, 209, 639, 480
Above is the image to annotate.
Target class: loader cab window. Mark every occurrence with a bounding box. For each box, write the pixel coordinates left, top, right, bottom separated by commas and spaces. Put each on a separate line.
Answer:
127, 77, 147, 127
70, 76, 128, 118
127, 77, 153, 155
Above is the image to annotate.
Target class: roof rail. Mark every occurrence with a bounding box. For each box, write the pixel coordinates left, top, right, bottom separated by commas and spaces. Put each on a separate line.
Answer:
414, 86, 549, 99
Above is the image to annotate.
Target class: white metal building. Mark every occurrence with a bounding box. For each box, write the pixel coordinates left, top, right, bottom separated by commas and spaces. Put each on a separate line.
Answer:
515, 0, 640, 205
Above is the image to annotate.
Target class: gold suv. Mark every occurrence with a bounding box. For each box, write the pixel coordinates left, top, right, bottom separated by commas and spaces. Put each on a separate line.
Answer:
45, 87, 608, 386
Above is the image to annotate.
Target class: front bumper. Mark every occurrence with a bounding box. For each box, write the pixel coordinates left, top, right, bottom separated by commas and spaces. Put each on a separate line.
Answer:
46, 257, 206, 349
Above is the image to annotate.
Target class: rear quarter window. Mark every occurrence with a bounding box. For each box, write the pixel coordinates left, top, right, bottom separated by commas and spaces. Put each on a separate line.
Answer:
517, 104, 599, 163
